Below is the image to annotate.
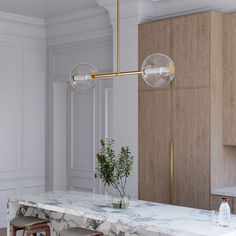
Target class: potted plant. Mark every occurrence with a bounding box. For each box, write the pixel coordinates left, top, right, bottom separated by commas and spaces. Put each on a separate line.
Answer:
96, 139, 134, 209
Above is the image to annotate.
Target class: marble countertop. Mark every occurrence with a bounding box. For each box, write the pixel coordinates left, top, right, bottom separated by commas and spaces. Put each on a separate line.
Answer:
212, 186, 236, 198
8, 191, 236, 236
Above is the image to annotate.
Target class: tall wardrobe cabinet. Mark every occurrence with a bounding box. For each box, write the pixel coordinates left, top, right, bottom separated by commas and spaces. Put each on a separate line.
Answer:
139, 12, 223, 209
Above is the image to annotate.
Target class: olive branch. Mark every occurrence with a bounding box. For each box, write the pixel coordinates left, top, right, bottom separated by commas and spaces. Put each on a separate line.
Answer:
96, 139, 134, 198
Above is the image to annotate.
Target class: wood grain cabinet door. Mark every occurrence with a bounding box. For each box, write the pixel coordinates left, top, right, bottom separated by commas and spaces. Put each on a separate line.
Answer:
139, 18, 172, 90
172, 12, 211, 89
139, 90, 172, 204
172, 88, 210, 209
223, 13, 236, 145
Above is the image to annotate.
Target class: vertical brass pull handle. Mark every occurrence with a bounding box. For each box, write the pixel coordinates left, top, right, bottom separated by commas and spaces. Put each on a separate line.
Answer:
169, 142, 174, 204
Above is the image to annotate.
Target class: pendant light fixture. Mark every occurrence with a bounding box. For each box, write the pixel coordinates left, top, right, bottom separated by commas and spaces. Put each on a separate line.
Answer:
69, 0, 175, 89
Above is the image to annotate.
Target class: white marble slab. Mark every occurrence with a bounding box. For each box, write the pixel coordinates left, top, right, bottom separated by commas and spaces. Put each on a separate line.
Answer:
7, 191, 236, 236
213, 186, 236, 198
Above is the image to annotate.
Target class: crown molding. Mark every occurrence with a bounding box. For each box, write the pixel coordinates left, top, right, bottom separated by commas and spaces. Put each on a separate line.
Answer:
48, 35, 112, 53
45, 5, 112, 46
45, 7, 107, 26
46, 26, 112, 47
146, 5, 236, 22
96, 0, 145, 27
97, 0, 236, 28
0, 11, 45, 39
96, 0, 161, 27
0, 11, 44, 26
217, 3, 236, 12
96, 0, 139, 20
179, 2, 236, 14
139, 1, 236, 21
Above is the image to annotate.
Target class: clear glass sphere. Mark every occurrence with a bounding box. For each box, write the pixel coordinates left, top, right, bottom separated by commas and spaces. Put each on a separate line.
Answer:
141, 53, 175, 88
69, 64, 97, 90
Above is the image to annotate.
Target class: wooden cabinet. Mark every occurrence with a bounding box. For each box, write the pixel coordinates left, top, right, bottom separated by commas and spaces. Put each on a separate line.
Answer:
172, 13, 210, 89
172, 89, 210, 209
211, 195, 220, 211
139, 12, 222, 209
223, 13, 236, 146
138, 18, 172, 90
139, 90, 172, 203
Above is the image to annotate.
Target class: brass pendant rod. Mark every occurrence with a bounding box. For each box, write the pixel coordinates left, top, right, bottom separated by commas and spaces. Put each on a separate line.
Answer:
92, 70, 142, 80
117, 0, 120, 75
92, 0, 137, 80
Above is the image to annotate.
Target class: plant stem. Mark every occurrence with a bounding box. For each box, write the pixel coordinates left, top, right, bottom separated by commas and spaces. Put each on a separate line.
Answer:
111, 182, 123, 197
123, 176, 127, 194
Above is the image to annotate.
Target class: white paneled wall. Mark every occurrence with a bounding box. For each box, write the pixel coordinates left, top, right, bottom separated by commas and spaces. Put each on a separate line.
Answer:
0, 13, 46, 226
47, 40, 113, 192
46, 8, 113, 193
0, 6, 114, 226
52, 82, 67, 190
0, 45, 18, 173
0, 5, 139, 226
22, 49, 46, 171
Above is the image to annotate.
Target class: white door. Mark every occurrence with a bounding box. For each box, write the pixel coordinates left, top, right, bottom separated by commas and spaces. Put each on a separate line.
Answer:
67, 80, 113, 193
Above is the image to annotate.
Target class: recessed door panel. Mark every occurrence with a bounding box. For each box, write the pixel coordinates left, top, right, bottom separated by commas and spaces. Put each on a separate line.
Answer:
139, 89, 172, 203
172, 88, 210, 209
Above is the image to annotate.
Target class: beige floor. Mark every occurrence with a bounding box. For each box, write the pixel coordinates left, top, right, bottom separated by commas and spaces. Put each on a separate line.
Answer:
0, 228, 6, 236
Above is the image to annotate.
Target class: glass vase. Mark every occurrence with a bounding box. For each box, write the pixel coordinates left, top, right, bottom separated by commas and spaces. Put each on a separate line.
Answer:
112, 195, 130, 209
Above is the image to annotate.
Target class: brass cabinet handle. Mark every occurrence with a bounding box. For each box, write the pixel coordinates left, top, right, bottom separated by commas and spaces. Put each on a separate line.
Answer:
169, 142, 174, 204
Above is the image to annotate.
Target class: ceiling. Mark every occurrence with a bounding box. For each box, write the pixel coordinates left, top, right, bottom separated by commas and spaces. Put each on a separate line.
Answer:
0, 0, 98, 18
0, 0, 236, 19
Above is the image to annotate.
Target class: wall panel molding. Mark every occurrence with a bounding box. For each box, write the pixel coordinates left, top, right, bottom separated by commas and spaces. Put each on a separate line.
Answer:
45, 3, 113, 194
22, 48, 46, 171
0, 45, 18, 173
104, 87, 113, 139
51, 43, 112, 80
0, 14, 46, 227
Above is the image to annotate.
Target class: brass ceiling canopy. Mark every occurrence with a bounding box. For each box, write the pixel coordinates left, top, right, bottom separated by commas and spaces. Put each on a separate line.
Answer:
69, 0, 175, 90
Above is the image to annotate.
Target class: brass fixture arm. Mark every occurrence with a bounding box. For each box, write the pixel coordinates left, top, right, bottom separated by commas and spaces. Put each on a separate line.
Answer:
92, 64, 175, 80
92, 70, 142, 80
92, 0, 142, 80
69, 0, 175, 89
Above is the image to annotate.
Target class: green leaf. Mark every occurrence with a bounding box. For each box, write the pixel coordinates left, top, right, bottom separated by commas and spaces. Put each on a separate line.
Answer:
96, 138, 134, 197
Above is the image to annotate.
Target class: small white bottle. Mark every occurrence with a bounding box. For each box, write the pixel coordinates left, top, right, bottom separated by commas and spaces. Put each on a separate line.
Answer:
218, 197, 231, 227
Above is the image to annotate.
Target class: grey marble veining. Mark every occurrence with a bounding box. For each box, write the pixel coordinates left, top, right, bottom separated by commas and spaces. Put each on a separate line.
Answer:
213, 186, 236, 198
7, 191, 236, 236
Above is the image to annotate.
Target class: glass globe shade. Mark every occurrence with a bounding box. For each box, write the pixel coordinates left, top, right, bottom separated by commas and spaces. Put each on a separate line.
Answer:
69, 64, 97, 90
141, 53, 175, 88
